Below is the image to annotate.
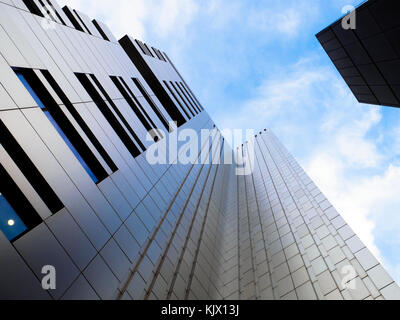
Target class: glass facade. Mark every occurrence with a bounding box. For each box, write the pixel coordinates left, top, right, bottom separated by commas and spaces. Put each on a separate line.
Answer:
0, 192, 27, 241
317, 0, 400, 108
0, 0, 399, 300
15, 72, 99, 183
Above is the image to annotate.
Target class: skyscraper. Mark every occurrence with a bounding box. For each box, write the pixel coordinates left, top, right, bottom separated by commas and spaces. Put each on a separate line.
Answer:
317, 0, 400, 108
0, 0, 399, 300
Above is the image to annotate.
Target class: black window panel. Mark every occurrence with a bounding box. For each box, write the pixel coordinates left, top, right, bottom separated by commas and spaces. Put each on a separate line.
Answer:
110, 76, 153, 132
46, 0, 67, 26
163, 80, 191, 119
41, 70, 118, 173
92, 20, 110, 41
152, 48, 161, 60
118, 77, 160, 131
38, 0, 57, 22
144, 43, 154, 57
170, 81, 196, 117
157, 50, 167, 62
168, 81, 194, 117
22, 0, 44, 17
111, 76, 162, 142
178, 82, 201, 113
151, 47, 164, 61
119, 37, 187, 126
75, 73, 143, 158
14, 67, 109, 183
132, 78, 171, 129
176, 82, 201, 114
0, 164, 43, 241
135, 40, 148, 56
62, 6, 84, 32
89, 74, 146, 151
73, 9, 92, 35
118, 78, 157, 127
0, 120, 64, 214
161, 51, 204, 111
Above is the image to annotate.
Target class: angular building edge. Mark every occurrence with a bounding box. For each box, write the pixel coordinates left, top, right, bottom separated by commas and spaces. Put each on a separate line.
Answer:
0, 0, 398, 300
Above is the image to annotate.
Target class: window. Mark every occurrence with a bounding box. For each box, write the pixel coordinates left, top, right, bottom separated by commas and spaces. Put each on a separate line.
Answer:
62, 6, 85, 32
15, 68, 108, 183
0, 120, 64, 214
93, 20, 110, 41
76, 73, 144, 158
111, 76, 161, 142
132, 78, 170, 129
178, 82, 201, 113
143, 43, 154, 58
152, 48, 167, 62
46, 0, 67, 26
170, 81, 196, 117
151, 47, 162, 60
41, 70, 118, 173
37, 0, 57, 22
163, 80, 191, 119
22, 0, 44, 17
0, 164, 42, 242
175, 81, 199, 115
135, 40, 151, 56
73, 9, 92, 35
120, 37, 187, 127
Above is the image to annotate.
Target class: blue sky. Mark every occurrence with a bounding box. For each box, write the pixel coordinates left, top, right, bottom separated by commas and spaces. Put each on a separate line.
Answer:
66, 0, 400, 283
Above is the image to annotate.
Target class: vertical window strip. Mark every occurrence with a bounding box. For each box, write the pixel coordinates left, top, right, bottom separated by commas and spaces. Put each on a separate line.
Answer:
88, 74, 146, 152
62, 6, 85, 32
132, 78, 170, 130
135, 40, 148, 56
46, 0, 67, 26
110, 76, 152, 132
118, 77, 158, 130
93, 20, 110, 41
143, 43, 154, 57
73, 9, 92, 35
75, 73, 142, 158
0, 164, 42, 242
170, 81, 196, 117
22, 0, 44, 16
178, 82, 201, 113
110, 76, 161, 142
15, 69, 108, 184
0, 120, 64, 214
175, 81, 199, 115
163, 80, 191, 120
37, 0, 57, 22
40, 70, 118, 173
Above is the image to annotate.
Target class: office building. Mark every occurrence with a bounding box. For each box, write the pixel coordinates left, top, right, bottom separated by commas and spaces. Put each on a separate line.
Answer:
0, 0, 399, 300
317, 0, 400, 108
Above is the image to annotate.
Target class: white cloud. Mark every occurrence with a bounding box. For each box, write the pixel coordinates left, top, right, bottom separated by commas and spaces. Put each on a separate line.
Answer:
246, 1, 320, 38
330, 109, 383, 168
63, 0, 198, 40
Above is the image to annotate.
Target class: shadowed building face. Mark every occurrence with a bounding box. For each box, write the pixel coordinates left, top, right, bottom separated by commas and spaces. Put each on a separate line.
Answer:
0, 0, 399, 300
317, 0, 400, 108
